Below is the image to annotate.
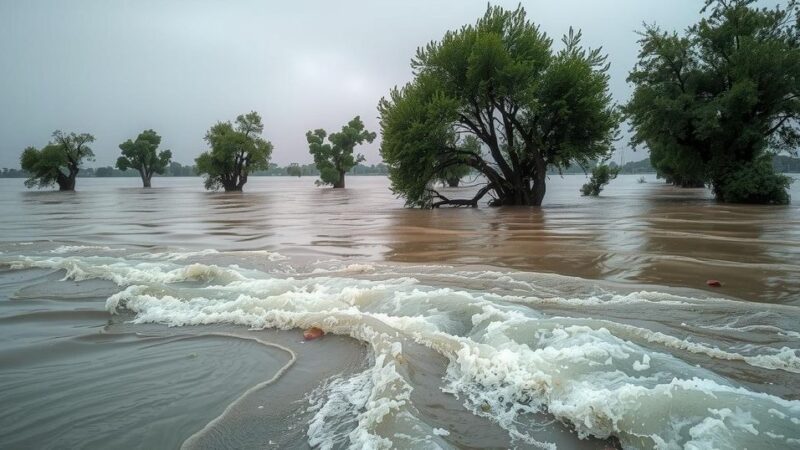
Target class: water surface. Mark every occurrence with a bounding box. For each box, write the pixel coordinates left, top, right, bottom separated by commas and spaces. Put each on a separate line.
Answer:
0, 175, 798, 449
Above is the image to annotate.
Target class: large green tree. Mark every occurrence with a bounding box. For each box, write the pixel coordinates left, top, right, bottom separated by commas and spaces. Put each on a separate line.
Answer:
378, 5, 619, 208
195, 111, 273, 192
625, 0, 799, 203
20, 130, 95, 191
306, 116, 376, 188
116, 129, 172, 188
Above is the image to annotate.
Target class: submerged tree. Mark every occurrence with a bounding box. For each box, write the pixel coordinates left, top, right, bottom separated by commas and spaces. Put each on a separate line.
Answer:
287, 163, 302, 177
20, 131, 95, 191
379, 5, 619, 208
625, 0, 799, 203
116, 129, 172, 188
307, 116, 376, 188
195, 111, 273, 192
581, 162, 619, 196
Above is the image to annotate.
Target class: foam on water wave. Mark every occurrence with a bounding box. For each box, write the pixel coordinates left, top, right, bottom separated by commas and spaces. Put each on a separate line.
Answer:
2, 250, 799, 449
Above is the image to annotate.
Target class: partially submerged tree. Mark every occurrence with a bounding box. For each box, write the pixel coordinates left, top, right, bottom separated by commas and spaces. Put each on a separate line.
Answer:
581, 162, 619, 196
307, 116, 376, 188
195, 111, 273, 192
20, 130, 95, 191
625, 0, 799, 203
287, 163, 302, 177
116, 129, 172, 188
379, 5, 619, 207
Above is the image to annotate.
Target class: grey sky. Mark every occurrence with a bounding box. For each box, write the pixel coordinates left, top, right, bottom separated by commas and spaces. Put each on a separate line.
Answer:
0, 1, 728, 168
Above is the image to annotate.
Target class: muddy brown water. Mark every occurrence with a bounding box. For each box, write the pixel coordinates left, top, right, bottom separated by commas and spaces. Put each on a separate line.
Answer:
0, 174, 798, 449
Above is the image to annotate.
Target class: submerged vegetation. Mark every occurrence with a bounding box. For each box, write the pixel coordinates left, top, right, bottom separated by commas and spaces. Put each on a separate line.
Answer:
581, 163, 620, 196
307, 116, 376, 188
20, 131, 95, 191
116, 130, 172, 188
625, 0, 799, 204
11, 1, 798, 206
195, 112, 273, 192
379, 5, 619, 207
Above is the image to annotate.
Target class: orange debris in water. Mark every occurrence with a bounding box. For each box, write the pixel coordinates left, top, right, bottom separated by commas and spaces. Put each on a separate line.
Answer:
303, 327, 324, 340
706, 280, 722, 287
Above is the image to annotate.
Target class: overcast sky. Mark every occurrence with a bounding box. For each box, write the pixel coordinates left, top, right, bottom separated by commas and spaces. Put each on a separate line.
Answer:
0, 1, 758, 168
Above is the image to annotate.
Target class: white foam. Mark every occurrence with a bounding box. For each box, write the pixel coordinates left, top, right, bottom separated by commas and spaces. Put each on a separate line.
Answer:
3, 253, 799, 448
633, 354, 651, 371
50, 245, 118, 254
305, 327, 447, 449
310, 264, 377, 274
9, 256, 246, 286
129, 249, 287, 262
104, 280, 799, 448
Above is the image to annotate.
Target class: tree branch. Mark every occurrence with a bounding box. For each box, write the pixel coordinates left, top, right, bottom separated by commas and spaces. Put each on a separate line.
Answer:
431, 182, 494, 208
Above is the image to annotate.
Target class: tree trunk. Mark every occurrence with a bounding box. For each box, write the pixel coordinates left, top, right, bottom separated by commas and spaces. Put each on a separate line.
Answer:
531, 175, 546, 206
57, 178, 75, 191
530, 157, 547, 206
491, 163, 546, 206
140, 170, 151, 188
236, 176, 246, 190
333, 171, 346, 188
222, 177, 238, 192
57, 172, 76, 191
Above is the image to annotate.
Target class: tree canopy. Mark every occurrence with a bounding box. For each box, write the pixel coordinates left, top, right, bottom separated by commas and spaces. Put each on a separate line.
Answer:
625, 0, 799, 203
20, 130, 95, 191
195, 111, 273, 192
116, 129, 172, 188
378, 5, 619, 208
307, 116, 376, 188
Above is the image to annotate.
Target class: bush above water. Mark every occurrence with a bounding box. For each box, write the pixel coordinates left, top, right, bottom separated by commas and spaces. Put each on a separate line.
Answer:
581, 164, 620, 196
714, 158, 793, 205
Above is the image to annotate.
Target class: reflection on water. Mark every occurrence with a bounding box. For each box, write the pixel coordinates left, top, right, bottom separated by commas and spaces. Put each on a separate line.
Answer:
3, 175, 798, 303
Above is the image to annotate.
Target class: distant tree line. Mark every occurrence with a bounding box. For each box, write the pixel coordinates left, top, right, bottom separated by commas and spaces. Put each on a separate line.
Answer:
87, 162, 196, 177
613, 155, 800, 176
773, 155, 800, 174
14, 155, 799, 181
2, 161, 388, 178
610, 159, 657, 174
0, 168, 28, 178
252, 162, 388, 177
0, 161, 198, 178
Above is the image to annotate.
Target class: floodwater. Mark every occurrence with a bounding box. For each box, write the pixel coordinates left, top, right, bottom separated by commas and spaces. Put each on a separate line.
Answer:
0, 175, 798, 449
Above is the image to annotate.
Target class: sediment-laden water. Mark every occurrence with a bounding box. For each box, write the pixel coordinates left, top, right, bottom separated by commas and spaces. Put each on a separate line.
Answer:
0, 175, 798, 449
